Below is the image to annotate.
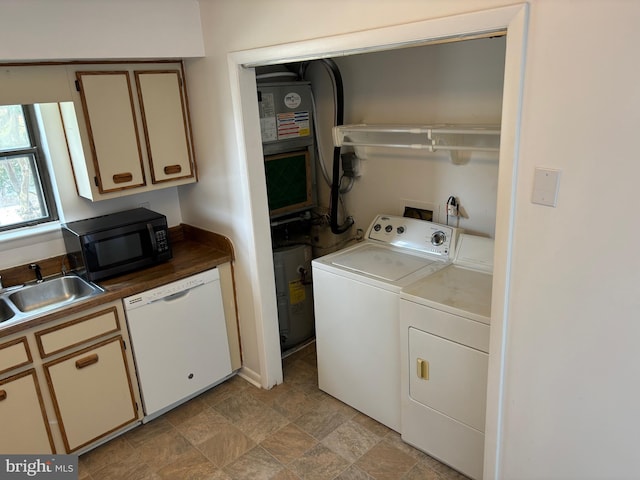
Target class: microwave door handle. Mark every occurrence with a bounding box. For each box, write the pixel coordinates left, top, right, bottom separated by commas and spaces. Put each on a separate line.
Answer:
147, 223, 158, 255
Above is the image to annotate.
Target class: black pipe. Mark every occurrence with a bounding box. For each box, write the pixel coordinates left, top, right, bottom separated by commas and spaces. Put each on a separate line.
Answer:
318, 58, 354, 234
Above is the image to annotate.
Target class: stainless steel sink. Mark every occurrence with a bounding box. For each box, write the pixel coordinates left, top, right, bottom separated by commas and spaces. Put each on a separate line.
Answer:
7, 276, 103, 314
0, 299, 15, 323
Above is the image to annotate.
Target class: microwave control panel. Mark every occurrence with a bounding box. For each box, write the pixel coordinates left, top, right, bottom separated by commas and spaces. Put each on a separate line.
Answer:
155, 228, 170, 253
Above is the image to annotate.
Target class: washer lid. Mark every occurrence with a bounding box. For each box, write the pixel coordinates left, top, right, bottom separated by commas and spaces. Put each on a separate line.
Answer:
331, 244, 435, 281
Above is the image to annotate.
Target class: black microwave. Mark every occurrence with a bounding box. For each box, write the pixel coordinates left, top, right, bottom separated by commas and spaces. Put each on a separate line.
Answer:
62, 208, 172, 282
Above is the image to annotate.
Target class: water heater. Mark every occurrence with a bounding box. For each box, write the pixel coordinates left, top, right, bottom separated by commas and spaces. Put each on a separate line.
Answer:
273, 244, 315, 351
258, 81, 317, 218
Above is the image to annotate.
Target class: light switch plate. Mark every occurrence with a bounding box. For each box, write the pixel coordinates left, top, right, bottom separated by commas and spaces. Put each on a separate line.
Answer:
532, 167, 561, 207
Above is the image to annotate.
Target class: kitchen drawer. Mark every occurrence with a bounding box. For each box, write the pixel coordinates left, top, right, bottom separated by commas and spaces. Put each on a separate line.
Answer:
35, 306, 120, 358
44, 336, 137, 453
0, 337, 32, 375
0, 369, 55, 454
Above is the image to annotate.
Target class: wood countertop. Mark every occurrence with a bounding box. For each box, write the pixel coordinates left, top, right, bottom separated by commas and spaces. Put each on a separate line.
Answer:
0, 225, 233, 338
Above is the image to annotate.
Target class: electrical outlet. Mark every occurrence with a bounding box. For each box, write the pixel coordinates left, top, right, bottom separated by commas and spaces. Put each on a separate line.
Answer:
341, 152, 358, 178
446, 196, 459, 217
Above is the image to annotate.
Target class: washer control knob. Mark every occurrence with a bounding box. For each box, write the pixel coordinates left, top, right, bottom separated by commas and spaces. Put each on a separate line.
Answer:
373, 224, 382, 232
397, 226, 405, 234
431, 231, 446, 246
385, 225, 393, 233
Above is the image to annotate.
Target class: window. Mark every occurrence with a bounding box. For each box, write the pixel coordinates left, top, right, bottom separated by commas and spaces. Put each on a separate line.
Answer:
0, 105, 58, 232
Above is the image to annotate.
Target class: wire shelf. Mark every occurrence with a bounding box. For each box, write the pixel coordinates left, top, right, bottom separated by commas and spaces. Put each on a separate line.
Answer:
332, 124, 501, 153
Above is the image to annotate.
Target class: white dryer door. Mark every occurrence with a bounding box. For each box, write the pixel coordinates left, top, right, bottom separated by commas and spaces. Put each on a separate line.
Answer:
408, 326, 488, 432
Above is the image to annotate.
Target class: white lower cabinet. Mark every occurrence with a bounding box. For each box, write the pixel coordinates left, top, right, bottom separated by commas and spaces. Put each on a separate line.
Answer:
0, 300, 142, 454
44, 336, 137, 453
0, 369, 55, 454
0, 265, 239, 454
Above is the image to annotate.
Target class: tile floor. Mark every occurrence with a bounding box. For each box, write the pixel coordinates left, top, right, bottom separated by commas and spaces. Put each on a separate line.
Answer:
79, 343, 468, 480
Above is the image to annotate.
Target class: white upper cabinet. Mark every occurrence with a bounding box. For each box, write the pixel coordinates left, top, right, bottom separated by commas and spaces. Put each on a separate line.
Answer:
135, 70, 194, 184
76, 71, 146, 193
62, 62, 197, 201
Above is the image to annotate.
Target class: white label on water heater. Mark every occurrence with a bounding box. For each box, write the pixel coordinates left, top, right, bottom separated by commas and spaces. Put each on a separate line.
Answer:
284, 92, 302, 109
261, 117, 277, 142
259, 92, 277, 142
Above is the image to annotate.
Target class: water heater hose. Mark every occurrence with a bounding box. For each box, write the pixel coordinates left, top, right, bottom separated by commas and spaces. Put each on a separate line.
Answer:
318, 58, 354, 234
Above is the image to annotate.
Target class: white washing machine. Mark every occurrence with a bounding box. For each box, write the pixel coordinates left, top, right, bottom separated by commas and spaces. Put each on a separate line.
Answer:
399, 233, 494, 480
312, 214, 458, 431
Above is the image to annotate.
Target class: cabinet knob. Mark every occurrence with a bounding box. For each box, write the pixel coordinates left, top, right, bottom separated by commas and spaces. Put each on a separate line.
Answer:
75, 353, 99, 369
164, 164, 182, 175
112, 173, 133, 184
0, 389, 6, 401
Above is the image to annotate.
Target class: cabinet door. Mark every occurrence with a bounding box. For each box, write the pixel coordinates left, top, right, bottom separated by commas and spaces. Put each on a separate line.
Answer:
135, 70, 195, 183
76, 71, 146, 192
44, 337, 137, 453
0, 370, 55, 454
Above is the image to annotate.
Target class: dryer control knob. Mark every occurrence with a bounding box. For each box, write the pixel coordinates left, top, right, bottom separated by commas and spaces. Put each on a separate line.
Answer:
397, 226, 405, 234
431, 231, 446, 246
374, 224, 382, 232
385, 225, 393, 233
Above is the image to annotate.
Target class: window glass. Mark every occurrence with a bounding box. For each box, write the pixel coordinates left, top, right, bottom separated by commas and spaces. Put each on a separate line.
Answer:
0, 105, 31, 150
0, 105, 58, 231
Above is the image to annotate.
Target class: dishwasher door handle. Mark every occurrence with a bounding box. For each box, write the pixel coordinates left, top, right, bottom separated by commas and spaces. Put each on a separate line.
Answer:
161, 289, 191, 302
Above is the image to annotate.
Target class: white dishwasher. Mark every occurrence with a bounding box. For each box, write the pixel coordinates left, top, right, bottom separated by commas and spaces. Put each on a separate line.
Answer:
123, 268, 233, 422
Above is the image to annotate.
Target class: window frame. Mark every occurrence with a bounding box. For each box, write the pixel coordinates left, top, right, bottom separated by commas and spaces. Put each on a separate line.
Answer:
0, 104, 59, 233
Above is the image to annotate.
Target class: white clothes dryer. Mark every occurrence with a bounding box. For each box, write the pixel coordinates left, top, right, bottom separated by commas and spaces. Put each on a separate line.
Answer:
399, 233, 494, 480
312, 214, 458, 431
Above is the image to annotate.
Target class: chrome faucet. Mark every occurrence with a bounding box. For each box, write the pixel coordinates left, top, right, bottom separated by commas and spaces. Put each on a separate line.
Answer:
30, 264, 43, 283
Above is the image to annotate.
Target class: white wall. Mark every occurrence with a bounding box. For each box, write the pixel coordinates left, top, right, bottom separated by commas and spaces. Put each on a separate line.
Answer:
186, 0, 640, 478
0, 0, 203, 60
499, 2, 640, 477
